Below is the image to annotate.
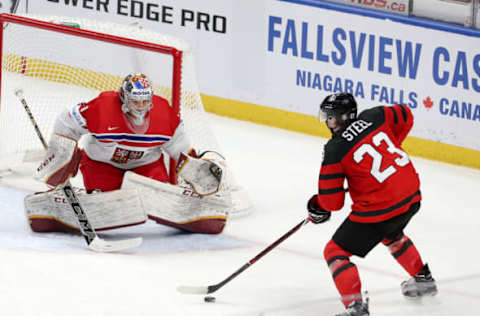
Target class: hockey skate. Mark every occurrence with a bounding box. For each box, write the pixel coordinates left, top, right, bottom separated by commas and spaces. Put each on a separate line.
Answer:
401, 263, 438, 298
335, 298, 369, 316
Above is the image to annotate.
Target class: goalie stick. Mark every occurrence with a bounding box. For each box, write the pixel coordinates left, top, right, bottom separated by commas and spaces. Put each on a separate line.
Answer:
177, 217, 309, 295
14, 89, 142, 252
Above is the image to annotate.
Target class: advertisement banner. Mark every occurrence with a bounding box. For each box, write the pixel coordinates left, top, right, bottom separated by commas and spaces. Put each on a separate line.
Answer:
9, 0, 480, 159
411, 0, 473, 26
24, 0, 236, 99
330, 0, 410, 15
265, 1, 480, 151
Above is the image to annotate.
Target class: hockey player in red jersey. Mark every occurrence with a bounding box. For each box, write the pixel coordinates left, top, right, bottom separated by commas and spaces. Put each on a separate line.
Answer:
307, 93, 438, 316
26, 73, 229, 235
53, 73, 191, 192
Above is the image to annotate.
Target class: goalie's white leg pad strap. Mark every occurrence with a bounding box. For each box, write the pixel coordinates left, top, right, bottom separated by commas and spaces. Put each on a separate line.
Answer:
122, 171, 230, 234
25, 187, 146, 233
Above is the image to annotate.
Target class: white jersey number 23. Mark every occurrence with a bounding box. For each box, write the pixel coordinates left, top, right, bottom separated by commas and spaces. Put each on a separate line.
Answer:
353, 132, 409, 183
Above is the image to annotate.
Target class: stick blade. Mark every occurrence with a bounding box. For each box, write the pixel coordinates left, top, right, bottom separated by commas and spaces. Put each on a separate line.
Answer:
177, 285, 209, 295
88, 236, 143, 252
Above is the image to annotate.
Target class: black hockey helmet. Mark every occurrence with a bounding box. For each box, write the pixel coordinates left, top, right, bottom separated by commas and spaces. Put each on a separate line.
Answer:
318, 92, 357, 127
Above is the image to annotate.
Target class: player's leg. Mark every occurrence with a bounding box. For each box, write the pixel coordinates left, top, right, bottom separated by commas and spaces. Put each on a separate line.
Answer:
380, 202, 423, 276
25, 187, 146, 233
26, 152, 128, 233
381, 233, 424, 277
379, 202, 437, 298
326, 218, 381, 315
324, 239, 363, 308
79, 152, 125, 192
132, 155, 169, 182
129, 159, 227, 234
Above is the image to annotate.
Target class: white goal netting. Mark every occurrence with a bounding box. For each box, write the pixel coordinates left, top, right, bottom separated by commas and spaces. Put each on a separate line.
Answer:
0, 14, 252, 218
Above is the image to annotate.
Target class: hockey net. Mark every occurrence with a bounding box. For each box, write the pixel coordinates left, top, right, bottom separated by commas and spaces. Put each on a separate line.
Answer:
0, 13, 252, 218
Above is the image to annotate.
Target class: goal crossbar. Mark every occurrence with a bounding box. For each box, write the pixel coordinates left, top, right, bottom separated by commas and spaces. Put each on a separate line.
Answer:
0, 13, 182, 183
0, 13, 182, 114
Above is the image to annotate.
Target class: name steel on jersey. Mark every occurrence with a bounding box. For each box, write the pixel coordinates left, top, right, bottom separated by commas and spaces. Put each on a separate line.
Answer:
342, 120, 373, 142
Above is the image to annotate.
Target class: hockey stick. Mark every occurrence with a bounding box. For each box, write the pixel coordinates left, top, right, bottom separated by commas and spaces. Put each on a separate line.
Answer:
177, 217, 309, 295
15, 89, 142, 252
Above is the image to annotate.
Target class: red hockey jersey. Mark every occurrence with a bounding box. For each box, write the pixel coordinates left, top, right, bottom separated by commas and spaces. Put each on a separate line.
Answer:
55, 91, 191, 169
316, 104, 421, 223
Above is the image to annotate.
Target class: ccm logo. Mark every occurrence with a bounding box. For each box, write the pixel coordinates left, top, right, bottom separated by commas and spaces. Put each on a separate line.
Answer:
182, 189, 202, 198
37, 153, 55, 172
54, 197, 67, 203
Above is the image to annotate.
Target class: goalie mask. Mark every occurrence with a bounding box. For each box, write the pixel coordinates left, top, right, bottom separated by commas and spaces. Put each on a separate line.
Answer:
119, 73, 153, 126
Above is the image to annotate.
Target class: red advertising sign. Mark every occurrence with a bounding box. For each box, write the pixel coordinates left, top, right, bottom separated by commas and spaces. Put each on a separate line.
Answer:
333, 0, 410, 15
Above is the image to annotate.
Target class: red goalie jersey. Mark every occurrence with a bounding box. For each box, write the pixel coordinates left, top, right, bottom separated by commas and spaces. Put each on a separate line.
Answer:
55, 91, 191, 171
317, 104, 421, 223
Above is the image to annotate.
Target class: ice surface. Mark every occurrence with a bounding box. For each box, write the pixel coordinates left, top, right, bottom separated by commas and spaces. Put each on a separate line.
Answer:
0, 113, 478, 316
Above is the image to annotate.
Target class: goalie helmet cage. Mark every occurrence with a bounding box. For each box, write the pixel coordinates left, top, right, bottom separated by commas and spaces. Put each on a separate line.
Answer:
0, 13, 252, 218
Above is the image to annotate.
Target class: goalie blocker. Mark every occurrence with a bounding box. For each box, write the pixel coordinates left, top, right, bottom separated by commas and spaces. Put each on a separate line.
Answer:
25, 171, 230, 235
36, 133, 83, 187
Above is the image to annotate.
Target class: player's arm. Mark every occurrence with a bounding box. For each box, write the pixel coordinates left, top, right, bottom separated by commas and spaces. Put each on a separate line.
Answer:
316, 162, 346, 210
317, 143, 347, 211
162, 121, 226, 196
162, 120, 193, 161
53, 103, 90, 140
307, 144, 346, 223
384, 104, 414, 144
307, 160, 346, 224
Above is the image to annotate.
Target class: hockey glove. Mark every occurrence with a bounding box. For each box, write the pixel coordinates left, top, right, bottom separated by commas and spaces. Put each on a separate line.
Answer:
307, 194, 331, 224
176, 152, 226, 196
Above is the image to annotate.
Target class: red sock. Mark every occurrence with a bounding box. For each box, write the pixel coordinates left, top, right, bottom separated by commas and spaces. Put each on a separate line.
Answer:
324, 239, 362, 307
382, 234, 423, 276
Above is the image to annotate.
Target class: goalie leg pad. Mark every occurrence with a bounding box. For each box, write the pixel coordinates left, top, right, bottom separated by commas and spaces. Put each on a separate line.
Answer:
148, 214, 226, 234
25, 187, 147, 233
29, 216, 79, 233
122, 171, 230, 234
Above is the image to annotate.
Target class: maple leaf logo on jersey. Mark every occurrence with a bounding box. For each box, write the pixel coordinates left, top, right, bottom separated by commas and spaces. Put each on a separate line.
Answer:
423, 97, 434, 109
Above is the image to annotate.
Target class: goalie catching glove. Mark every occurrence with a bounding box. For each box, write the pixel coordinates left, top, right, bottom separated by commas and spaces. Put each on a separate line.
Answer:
176, 151, 226, 197
307, 194, 331, 224
35, 133, 82, 187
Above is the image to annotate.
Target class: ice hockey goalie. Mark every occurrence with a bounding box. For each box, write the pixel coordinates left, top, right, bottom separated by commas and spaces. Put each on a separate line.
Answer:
24, 73, 231, 235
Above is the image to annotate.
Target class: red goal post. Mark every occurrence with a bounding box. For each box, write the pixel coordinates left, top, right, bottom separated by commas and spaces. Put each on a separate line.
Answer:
0, 13, 182, 184
0, 13, 252, 217
0, 13, 182, 110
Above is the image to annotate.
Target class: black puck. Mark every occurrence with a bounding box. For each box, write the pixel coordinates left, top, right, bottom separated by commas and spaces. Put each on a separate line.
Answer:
204, 296, 216, 303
